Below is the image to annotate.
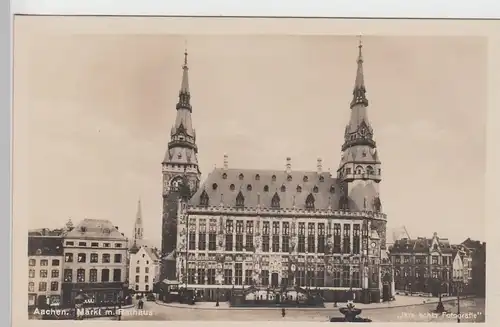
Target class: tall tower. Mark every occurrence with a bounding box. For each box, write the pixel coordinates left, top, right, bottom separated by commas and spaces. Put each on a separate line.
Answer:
337, 39, 386, 246
133, 198, 144, 244
161, 49, 201, 280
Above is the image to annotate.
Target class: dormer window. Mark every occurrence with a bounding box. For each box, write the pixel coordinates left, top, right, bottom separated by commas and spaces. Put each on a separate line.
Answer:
271, 192, 280, 209
296, 185, 302, 193
212, 183, 218, 190
271, 175, 276, 182
305, 193, 315, 210
230, 184, 235, 191
329, 186, 335, 193
313, 186, 319, 193
280, 185, 286, 192
366, 166, 374, 175
236, 191, 245, 207
200, 190, 209, 206
355, 166, 364, 175
247, 184, 252, 191
264, 185, 269, 192
255, 174, 260, 181
287, 175, 292, 182
222, 173, 227, 180
303, 176, 309, 182
319, 176, 324, 182
239, 173, 244, 180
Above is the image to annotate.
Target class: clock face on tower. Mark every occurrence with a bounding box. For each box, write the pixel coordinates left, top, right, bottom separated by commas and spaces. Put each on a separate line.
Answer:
371, 242, 376, 248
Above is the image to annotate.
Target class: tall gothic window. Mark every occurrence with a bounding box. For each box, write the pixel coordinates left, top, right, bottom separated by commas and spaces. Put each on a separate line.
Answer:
271, 193, 280, 209
298, 223, 306, 253
343, 224, 351, 254
282, 222, 290, 253
317, 223, 325, 253
262, 222, 270, 252
198, 219, 207, 251
236, 191, 245, 207
235, 263, 243, 285
272, 222, 280, 252
199, 190, 209, 206
342, 266, 351, 287
333, 224, 341, 253
307, 223, 315, 253
235, 220, 244, 251
225, 220, 233, 251
305, 193, 315, 210
353, 224, 361, 254
246, 221, 254, 251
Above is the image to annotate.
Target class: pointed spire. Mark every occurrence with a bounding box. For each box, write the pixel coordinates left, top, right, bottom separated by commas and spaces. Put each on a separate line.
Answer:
350, 35, 368, 109
176, 46, 192, 112
136, 198, 142, 222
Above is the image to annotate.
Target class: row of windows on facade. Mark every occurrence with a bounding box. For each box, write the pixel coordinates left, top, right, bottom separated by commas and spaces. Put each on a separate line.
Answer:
28, 281, 59, 293
193, 220, 363, 236
189, 233, 362, 254
29, 269, 60, 279
394, 269, 451, 280
63, 253, 123, 264
65, 241, 123, 248
134, 275, 151, 283
183, 266, 372, 288
134, 284, 150, 291
28, 258, 60, 266
135, 266, 151, 273
392, 256, 452, 265
62, 268, 122, 283
344, 166, 380, 176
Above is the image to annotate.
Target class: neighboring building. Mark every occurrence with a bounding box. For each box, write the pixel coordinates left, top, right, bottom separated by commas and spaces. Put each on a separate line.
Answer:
161, 43, 392, 303
461, 238, 486, 297
28, 229, 64, 308
129, 245, 161, 294
389, 233, 453, 295
451, 244, 473, 285
61, 219, 128, 306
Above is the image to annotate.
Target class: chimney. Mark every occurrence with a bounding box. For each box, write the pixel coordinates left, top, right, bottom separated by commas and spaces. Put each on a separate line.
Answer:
317, 158, 323, 174
223, 153, 228, 170
286, 157, 292, 174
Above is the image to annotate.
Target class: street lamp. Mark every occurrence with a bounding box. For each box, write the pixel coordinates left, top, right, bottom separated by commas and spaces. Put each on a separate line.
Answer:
456, 281, 463, 323
215, 274, 223, 307
116, 296, 122, 321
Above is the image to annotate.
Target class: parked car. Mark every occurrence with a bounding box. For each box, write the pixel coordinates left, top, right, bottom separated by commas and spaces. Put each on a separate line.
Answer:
146, 293, 156, 301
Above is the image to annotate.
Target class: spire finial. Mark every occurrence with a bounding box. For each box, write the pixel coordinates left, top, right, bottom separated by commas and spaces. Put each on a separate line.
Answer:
357, 34, 363, 61
184, 40, 188, 67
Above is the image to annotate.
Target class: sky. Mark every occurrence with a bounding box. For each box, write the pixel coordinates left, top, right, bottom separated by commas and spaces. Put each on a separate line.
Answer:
13, 27, 487, 246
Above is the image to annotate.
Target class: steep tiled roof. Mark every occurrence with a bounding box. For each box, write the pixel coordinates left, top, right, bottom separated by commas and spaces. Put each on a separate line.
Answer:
389, 234, 453, 254
28, 235, 64, 256
65, 218, 127, 241
189, 168, 342, 211
143, 246, 161, 261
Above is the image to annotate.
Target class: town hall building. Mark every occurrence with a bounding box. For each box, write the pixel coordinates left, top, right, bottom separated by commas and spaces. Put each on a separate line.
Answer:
161, 42, 393, 303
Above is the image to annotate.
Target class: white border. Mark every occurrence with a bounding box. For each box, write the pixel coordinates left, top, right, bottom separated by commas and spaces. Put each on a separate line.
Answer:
11, 0, 500, 19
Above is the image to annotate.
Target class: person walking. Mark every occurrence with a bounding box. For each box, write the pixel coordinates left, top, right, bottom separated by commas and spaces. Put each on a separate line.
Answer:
281, 308, 286, 318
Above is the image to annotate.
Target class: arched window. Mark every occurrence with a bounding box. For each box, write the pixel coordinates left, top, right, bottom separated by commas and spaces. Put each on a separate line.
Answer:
200, 190, 209, 206
222, 173, 227, 179
303, 176, 309, 182
239, 173, 244, 180
355, 165, 364, 175
305, 193, 315, 210
271, 192, 280, 209
255, 174, 260, 181
329, 186, 335, 193
236, 191, 245, 207
264, 185, 269, 192
212, 183, 218, 190
287, 175, 292, 182
296, 185, 302, 193
271, 175, 276, 182
366, 166, 374, 175
247, 184, 252, 191
280, 185, 286, 192
230, 184, 235, 191
319, 176, 324, 182
313, 186, 319, 193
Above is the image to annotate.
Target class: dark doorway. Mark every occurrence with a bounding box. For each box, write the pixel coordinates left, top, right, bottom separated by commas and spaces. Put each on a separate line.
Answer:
271, 273, 279, 287
382, 283, 391, 302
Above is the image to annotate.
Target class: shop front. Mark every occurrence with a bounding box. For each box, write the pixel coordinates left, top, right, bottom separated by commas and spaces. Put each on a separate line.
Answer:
61, 282, 124, 308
